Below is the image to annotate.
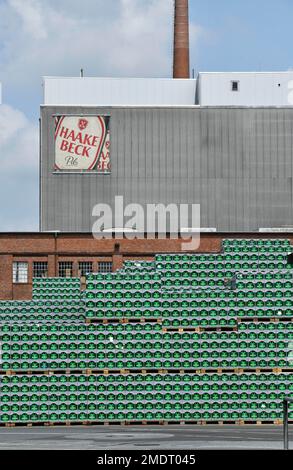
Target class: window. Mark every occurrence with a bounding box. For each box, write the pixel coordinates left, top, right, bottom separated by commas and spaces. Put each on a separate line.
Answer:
33, 262, 48, 278
231, 81, 239, 92
59, 262, 73, 278
98, 262, 113, 273
79, 262, 93, 276
13, 262, 28, 284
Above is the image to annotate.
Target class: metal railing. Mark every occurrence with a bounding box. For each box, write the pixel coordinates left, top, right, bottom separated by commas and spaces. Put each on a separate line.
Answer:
283, 397, 293, 450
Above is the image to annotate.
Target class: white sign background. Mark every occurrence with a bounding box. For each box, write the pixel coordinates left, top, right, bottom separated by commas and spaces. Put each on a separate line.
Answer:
55, 115, 109, 171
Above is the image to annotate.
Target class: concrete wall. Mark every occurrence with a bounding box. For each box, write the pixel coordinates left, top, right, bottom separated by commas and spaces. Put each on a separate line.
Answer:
41, 106, 293, 233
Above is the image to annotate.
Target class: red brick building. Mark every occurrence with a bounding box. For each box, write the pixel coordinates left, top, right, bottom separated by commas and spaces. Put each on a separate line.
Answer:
0, 232, 292, 300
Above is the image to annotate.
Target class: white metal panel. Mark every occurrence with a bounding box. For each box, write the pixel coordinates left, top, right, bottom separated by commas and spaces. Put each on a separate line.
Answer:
43, 77, 197, 106
199, 72, 293, 107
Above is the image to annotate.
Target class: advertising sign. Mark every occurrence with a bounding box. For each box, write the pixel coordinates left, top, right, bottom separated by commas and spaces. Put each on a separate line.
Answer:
55, 115, 110, 172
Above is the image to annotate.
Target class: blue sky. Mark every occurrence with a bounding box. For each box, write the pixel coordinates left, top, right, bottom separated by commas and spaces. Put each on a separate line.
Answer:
0, 0, 293, 231
191, 0, 293, 74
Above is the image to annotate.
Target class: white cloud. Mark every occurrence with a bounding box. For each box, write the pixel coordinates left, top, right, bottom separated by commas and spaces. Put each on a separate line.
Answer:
0, 0, 203, 231
0, 104, 38, 172
9, 0, 47, 40
0, 0, 179, 90
0, 103, 39, 231
0, 104, 27, 145
0, 0, 204, 101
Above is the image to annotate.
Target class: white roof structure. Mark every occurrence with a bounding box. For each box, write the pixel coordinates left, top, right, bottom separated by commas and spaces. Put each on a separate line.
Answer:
43, 72, 293, 108
198, 72, 293, 107
43, 77, 197, 106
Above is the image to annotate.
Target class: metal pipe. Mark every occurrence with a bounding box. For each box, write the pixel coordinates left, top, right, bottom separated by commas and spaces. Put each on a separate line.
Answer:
284, 399, 289, 450
283, 397, 293, 450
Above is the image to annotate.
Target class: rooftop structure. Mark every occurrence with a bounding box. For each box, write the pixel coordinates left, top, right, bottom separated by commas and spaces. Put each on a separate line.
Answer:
43, 72, 293, 108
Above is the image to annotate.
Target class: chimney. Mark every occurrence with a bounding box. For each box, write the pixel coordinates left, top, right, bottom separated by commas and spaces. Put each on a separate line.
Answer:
173, 0, 190, 79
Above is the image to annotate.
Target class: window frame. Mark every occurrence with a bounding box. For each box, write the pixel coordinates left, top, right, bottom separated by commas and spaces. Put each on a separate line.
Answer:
98, 261, 113, 273
231, 80, 240, 92
58, 261, 73, 278
13, 262, 29, 284
33, 261, 48, 278
78, 261, 93, 277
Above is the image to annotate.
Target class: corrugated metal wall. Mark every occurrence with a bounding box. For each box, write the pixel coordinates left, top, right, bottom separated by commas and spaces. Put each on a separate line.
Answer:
40, 106, 293, 232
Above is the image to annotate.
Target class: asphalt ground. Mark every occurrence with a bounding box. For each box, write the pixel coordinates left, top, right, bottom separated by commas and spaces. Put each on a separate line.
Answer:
0, 425, 292, 450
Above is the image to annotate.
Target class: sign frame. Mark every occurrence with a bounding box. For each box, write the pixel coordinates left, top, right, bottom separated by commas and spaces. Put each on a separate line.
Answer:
53, 114, 111, 174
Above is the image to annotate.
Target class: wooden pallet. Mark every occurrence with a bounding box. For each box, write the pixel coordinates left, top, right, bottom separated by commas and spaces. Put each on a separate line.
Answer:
86, 318, 161, 324
1, 419, 292, 428
162, 327, 238, 333
238, 317, 293, 323
237, 420, 285, 426
2, 367, 293, 376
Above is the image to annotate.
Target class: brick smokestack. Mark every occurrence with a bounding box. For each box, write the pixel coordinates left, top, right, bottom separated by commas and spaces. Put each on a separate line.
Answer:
173, 0, 190, 79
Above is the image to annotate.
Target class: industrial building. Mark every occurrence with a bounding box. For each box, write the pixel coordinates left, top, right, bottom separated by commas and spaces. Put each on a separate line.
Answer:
39, 0, 292, 234
0, 0, 292, 296
1, 0, 293, 299
0, 0, 292, 430
41, 72, 293, 233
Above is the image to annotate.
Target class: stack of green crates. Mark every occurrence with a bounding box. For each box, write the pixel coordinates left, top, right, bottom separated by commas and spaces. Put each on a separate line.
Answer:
0, 321, 292, 372
0, 238, 292, 424
1, 372, 292, 423
0, 278, 85, 322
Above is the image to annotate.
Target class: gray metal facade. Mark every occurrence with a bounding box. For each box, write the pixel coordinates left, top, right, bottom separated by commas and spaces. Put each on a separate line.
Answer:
40, 106, 293, 232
